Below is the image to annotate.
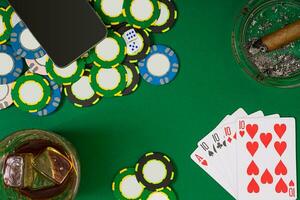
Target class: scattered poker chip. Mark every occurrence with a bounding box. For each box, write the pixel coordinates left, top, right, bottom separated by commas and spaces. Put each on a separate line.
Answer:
32, 76, 62, 116
0, 45, 24, 84
6, 6, 21, 28
123, 0, 160, 29
135, 152, 175, 191
112, 168, 150, 200
90, 64, 127, 97
94, 0, 125, 25
10, 21, 46, 59
117, 24, 151, 63
0, 8, 12, 44
87, 31, 126, 68
145, 187, 177, 200
25, 54, 49, 76
147, 0, 177, 33
122, 63, 140, 96
138, 45, 179, 85
46, 58, 85, 85
11, 73, 51, 112
0, 82, 13, 110
65, 69, 101, 107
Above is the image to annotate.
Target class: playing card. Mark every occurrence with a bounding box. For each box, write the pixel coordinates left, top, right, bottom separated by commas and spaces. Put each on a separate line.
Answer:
192, 108, 248, 197
191, 147, 236, 197
237, 117, 297, 200
221, 114, 280, 196
211, 111, 265, 197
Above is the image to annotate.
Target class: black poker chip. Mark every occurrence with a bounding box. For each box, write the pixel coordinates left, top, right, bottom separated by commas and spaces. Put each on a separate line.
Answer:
117, 24, 151, 63
121, 63, 140, 96
147, 0, 177, 33
64, 69, 101, 107
135, 152, 175, 191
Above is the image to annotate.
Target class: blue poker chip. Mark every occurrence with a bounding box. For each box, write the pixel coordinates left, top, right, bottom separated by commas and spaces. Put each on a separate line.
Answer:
32, 76, 62, 116
10, 21, 46, 59
0, 45, 24, 84
138, 45, 179, 85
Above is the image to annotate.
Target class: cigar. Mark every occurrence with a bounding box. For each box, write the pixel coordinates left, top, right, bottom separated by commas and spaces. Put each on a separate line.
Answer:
249, 19, 300, 54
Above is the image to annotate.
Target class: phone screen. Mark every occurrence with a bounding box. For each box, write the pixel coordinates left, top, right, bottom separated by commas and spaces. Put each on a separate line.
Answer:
8, 0, 107, 66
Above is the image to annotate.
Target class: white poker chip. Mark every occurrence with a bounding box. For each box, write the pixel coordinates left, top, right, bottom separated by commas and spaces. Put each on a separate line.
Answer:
90, 65, 127, 97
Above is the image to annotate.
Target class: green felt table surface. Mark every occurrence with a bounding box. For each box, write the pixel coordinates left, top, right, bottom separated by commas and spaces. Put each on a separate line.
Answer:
1, 0, 300, 199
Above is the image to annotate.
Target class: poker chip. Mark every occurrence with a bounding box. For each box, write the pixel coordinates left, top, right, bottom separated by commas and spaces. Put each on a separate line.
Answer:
6, 6, 21, 28
11, 73, 51, 112
46, 58, 85, 85
32, 76, 62, 116
65, 69, 101, 107
87, 31, 126, 68
138, 45, 179, 85
89, 64, 127, 97
10, 21, 46, 59
0, 83, 13, 110
122, 63, 140, 96
0, 45, 24, 84
123, 0, 160, 29
145, 187, 177, 200
135, 152, 175, 191
147, 0, 177, 33
26, 54, 49, 76
112, 168, 150, 200
0, 8, 12, 44
94, 0, 125, 25
117, 24, 151, 63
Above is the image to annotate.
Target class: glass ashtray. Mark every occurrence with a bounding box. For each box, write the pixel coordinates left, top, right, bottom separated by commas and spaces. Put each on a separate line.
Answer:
0, 129, 80, 200
232, 0, 300, 88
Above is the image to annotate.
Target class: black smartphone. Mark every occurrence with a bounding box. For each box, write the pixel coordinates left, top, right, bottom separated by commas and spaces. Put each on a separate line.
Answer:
8, 0, 107, 67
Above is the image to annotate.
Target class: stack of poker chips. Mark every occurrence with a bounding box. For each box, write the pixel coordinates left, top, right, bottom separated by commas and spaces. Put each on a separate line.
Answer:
0, 0, 179, 116
112, 152, 177, 200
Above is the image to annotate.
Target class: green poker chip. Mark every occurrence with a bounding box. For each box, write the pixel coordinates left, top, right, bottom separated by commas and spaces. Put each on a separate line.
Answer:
145, 187, 177, 200
0, 7, 12, 44
123, 0, 160, 29
6, 6, 22, 28
87, 31, 126, 68
89, 64, 127, 97
94, 0, 125, 25
12, 73, 51, 112
112, 168, 151, 200
46, 58, 85, 85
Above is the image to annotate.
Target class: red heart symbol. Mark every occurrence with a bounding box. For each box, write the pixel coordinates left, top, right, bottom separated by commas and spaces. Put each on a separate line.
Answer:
274, 124, 286, 139
274, 141, 287, 156
195, 154, 208, 166
260, 133, 272, 148
289, 180, 295, 187
240, 131, 245, 137
275, 178, 288, 193
247, 178, 260, 193
246, 124, 258, 139
261, 169, 273, 184
275, 161, 287, 175
247, 161, 259, 175
246, 142, 259, 156
201, 160, 208, 166
233, 133, 237, 140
